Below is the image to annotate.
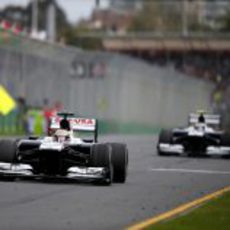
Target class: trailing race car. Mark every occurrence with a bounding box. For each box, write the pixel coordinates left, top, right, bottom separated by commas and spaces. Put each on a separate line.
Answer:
0, 112, 128, 185
157, 113, 230, 157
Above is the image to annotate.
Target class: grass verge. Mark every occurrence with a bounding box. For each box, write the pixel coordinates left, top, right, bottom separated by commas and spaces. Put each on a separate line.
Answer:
147, 191, 230, 230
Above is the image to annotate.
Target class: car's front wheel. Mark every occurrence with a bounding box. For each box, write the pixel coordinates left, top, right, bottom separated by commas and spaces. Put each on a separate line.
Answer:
90, 144, 113, 185
109, 143, 128, 183
0, 139, 17, 181
157, 129, 173, 156
220, 133, 230, 159
0, 139, 17, 163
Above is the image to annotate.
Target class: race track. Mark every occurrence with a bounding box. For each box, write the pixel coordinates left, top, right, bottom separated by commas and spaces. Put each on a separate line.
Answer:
0, 135, 229, 230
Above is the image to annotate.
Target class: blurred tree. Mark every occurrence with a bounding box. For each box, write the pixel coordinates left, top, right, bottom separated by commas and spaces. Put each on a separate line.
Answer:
64, 25, 102, 50
0, 0, 71, 40
218, 9, 230, 32
26, 0, 71, 40
0, 5, 29, 28
129, 0, 182, 32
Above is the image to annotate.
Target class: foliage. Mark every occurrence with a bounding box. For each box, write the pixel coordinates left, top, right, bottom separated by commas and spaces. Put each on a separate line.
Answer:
64, 26, 102, 50
129, 0, 182, 32
218, 9, 230, 32
129, 0, 230, 33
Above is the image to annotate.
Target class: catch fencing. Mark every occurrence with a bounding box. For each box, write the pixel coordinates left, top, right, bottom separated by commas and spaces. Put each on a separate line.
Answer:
0, 31, 214, 134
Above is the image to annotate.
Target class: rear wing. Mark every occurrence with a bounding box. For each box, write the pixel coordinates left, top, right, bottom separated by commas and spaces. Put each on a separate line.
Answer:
189, 113, 220, 126
49, 116, 98, 142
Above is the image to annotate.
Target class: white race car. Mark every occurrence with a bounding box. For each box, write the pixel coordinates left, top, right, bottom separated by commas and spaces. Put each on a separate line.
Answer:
157, 113, 230, 157
0, 112, 128, 185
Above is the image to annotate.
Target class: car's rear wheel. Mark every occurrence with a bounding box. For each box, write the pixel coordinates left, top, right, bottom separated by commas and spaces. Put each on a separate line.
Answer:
109, 143, 128, 183
90, 144, 113, 185
157, 129, 172, 156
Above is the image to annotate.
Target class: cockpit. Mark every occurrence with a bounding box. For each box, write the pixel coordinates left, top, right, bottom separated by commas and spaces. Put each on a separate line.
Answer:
53, 118, 72, 142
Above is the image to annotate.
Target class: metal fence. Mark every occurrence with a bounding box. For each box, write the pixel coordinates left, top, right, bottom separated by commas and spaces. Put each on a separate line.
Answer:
0, 30, 214, 134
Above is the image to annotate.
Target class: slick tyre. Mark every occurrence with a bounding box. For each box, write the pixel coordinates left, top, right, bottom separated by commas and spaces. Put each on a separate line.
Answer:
0, 139, 17, 163
220, 134, 230, 146
0, 139, 17, 181
109, 143, 128, 183
90, 144, 113, 185
220, 134, 230, 159
157, 129, 173, 156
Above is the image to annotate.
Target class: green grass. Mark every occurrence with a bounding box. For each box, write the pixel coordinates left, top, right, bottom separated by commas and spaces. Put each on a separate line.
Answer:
147, 192, 230, 230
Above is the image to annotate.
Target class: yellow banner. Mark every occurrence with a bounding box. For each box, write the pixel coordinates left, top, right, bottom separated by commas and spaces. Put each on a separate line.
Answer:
0, 85, 16, 115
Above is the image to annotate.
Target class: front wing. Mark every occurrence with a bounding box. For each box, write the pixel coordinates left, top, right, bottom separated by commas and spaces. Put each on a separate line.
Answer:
0, 162, 108, 182
158, 143, 230, 156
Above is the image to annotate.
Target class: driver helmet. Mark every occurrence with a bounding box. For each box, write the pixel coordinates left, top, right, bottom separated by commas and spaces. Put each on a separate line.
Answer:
60, 118, 71, 131
198, 113, 205, 123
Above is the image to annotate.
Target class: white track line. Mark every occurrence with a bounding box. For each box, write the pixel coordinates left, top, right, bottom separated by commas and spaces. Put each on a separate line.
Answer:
150, 168, 230, 175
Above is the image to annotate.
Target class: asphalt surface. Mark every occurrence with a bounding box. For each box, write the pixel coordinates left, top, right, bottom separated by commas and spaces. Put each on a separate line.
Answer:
0, 135, 229, 230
